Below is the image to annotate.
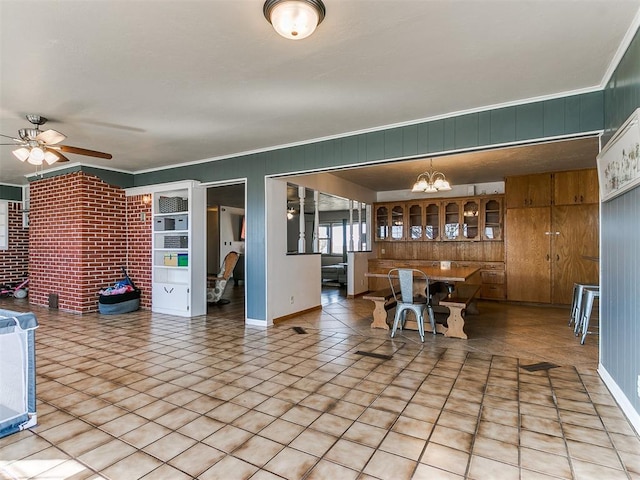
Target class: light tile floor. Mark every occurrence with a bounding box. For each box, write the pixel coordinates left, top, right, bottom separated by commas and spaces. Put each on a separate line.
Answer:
1, 289, 638, 480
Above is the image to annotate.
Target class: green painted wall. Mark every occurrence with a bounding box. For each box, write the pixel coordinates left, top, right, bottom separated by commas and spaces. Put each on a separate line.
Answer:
601, 27, 640, 418
0, 185, 22, 201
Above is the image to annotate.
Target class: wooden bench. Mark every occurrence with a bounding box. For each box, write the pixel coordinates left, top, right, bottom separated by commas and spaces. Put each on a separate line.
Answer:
437, 284, 481, 339
363, 287, 397, 330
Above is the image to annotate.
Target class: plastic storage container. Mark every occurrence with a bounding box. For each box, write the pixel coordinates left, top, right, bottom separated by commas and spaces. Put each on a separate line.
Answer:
0, 309, 38, 438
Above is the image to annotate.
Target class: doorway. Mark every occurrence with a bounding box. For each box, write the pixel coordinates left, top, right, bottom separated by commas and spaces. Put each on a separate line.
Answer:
206, 183, 246, 314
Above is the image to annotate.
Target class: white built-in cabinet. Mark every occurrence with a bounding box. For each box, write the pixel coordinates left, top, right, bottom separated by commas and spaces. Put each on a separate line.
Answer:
152, 181, 206, 317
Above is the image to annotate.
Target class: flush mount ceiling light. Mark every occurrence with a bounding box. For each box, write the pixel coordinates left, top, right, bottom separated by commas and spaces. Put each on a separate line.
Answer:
263, 0, 326, 40
411, 159, 452, 193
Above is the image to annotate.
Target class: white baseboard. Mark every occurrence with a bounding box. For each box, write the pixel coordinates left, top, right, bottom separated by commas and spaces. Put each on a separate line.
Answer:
245, 317, 270, 327
598, 363, 640, 436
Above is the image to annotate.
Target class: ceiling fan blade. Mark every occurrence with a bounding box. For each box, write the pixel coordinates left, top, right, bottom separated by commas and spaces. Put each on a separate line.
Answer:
55, 145, 112, 159
36, 129, 66, 145
0, 133, 20, 141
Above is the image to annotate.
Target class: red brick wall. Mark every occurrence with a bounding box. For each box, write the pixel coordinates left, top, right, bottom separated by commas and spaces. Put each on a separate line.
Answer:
126, 195, 152, 309
0, 201, 29, 285
29, 172, 128, 313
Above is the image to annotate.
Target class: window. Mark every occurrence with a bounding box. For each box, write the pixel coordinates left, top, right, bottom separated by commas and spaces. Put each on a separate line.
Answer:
318, 224, 330, 254
319, 221, 367, 254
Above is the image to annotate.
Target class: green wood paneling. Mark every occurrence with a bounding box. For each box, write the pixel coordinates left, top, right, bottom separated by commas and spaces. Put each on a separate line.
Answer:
383, 127, 404, 159
417, 123, 429, 155
444, 118, 456, 151
365, 131, 385, 161
601, 26, 640, 417
580, 91, 604, 132
478, 111, 491, 146
427, 120, 444, 153
543, 98, 565, 137
455, 114, 479, 149
0, 185, 22, 201
516, 103, 544, 141
402, 124, 418, 157
564, 96, 581, 133
490, 107, 516, 144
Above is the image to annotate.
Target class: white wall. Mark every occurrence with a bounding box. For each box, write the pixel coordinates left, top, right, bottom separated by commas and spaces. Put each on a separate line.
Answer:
219, 206, 245, 262
287, 172, 377, 205
266, 178, 321, 323
347, 251, 377, 297
376, 181, 504, 202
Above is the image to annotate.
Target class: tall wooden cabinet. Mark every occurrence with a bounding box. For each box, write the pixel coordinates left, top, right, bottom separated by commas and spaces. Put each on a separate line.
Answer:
506, 169, 599, 305
152, 181, 206, 317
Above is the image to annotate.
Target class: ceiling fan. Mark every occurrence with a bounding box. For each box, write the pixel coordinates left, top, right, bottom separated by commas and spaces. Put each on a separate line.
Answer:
0, 114, 112, 166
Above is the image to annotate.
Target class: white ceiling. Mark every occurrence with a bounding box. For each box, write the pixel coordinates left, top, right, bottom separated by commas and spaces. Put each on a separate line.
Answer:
1, 0, 639, 187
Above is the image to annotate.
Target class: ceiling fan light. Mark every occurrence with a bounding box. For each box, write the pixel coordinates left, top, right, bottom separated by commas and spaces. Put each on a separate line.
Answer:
12, 147, 30, 162
27, 155, 43, 166
44, 150, 60, 165
29, 146, 45, 163
264, 0, 325, 40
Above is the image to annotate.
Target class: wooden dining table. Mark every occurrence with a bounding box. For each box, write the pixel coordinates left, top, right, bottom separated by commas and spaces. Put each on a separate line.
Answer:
365, 264, 480, 285
364, 264, 481, 337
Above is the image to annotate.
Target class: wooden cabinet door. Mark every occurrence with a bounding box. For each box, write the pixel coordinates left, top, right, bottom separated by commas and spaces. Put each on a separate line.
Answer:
554, 169, 599, 205
551, 204, 599, 304
462, 199, 480, 240
442, 200, 461, 241
527, 173, 552, 207
374, 204, 390, 241
505, 176, 530, 208
389, 203, 406, 241
481, 197, 503, 241
424, 201, 441, 240
506, 174, 551, 208
506, 207, 551, 303
407, 202, 424, 241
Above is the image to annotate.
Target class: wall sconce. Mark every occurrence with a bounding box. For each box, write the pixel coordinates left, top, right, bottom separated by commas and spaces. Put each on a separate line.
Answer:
142, 195, 151, 205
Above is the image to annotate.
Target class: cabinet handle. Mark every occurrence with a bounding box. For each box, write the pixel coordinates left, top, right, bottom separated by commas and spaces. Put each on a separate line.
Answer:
574, 195, 577, 203
580, 195, 584, 202
556, 254, 560, 261
546, 254, 550, 261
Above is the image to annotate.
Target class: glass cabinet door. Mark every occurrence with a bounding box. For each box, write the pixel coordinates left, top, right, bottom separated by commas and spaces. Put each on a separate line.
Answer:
375, 205, 389, 240
408, 203, 423, 240
443, 201, 460, 240
482, 198, 503, 241
462, 200, 480, 240
425, 202, 440, 240
390, 205, 405, 240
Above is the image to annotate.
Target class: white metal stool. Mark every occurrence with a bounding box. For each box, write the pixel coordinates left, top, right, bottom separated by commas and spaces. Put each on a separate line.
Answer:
578, 286, 600, 345
569, 283, 598, 331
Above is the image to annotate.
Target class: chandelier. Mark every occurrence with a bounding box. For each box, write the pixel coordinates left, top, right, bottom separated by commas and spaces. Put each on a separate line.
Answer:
411, 159, 452, 193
